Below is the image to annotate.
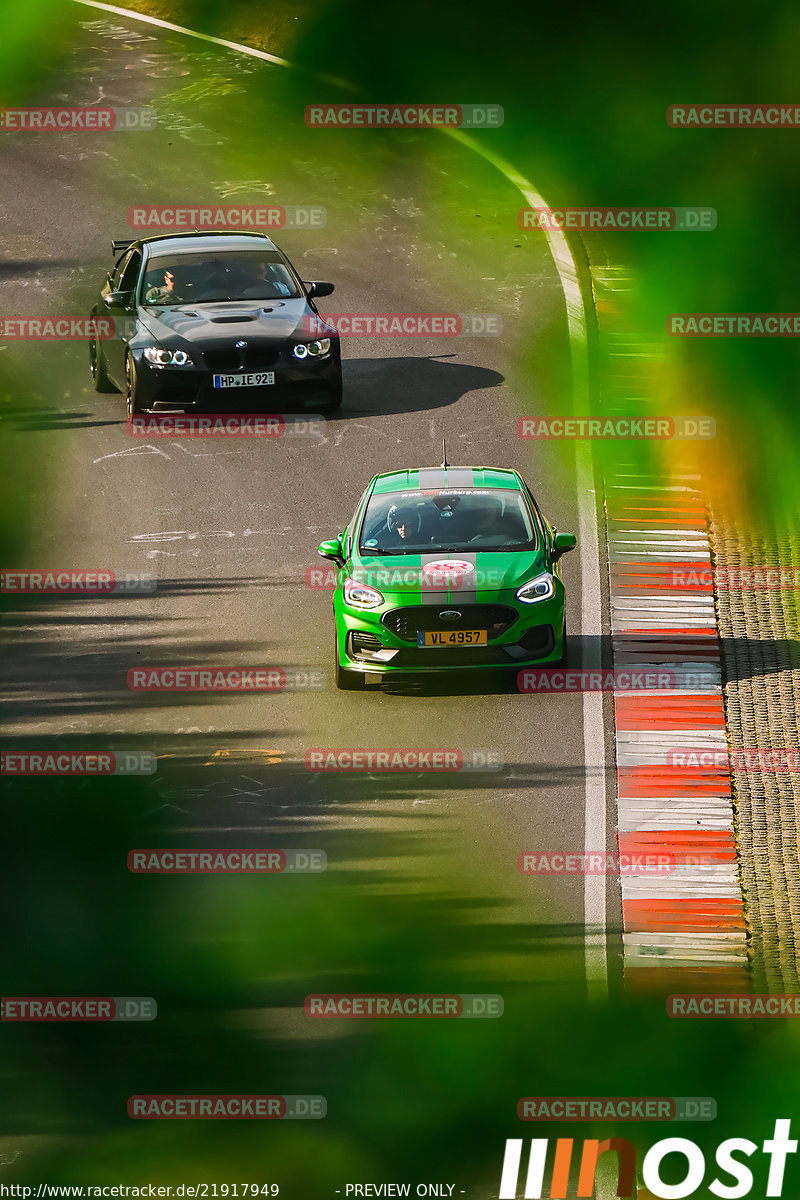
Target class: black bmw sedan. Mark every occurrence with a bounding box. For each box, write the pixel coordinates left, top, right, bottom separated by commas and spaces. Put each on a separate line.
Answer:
90, 231, 342, 413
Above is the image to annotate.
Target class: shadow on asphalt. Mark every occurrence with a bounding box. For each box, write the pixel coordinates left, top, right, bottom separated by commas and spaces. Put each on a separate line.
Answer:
339, 354, 503, 418
0, 402, 121, 432
2, 353, 503, 430
0, 259, 82, 279
719, 634, 800, 680
1, 617, 302, 719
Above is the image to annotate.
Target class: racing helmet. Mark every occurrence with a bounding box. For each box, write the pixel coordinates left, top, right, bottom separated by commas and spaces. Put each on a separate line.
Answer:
386, 503, 421, 538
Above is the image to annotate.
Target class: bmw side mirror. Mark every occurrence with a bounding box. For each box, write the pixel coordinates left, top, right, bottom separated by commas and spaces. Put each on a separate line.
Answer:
104, 290, 133, 309
318, 538, 344, 567
305, 281, 335, 299
552, 531, 577, 561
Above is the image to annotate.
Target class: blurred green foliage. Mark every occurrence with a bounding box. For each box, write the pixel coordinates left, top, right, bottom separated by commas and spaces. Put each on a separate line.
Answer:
3, 1, 800, 1194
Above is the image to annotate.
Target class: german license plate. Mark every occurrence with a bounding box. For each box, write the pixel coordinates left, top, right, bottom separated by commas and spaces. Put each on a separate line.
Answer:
417, 629, 488, 647
213, 372, 275, 388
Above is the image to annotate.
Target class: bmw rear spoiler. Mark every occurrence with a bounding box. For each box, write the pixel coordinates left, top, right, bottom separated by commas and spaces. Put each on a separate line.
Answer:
111, 239, 134, 255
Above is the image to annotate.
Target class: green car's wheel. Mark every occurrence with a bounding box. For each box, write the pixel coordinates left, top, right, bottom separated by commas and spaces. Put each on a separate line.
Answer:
334, 631, 364, 690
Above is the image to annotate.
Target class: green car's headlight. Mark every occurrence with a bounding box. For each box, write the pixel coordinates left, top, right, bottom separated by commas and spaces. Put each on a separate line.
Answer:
516, 572, 555, 603
343, 577, 384, 608
143, 347, 192, 366
293, 338, 331, 360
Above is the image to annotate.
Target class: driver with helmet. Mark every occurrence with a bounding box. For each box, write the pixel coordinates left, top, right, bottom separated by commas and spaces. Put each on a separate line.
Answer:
383, 503, 421, 548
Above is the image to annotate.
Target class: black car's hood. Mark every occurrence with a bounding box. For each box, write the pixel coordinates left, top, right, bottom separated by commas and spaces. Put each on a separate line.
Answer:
137, 298, 325, 347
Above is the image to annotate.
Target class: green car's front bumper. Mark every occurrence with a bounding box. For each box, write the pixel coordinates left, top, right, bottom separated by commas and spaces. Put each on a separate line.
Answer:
333, 586, 566, 680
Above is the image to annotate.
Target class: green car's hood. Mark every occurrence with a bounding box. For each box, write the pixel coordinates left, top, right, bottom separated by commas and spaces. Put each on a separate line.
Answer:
349, 549, 550, 599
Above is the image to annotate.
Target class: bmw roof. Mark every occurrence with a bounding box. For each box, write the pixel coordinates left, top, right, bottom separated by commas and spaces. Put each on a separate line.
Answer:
371, 467, 523, 493
135, 232, 280, 257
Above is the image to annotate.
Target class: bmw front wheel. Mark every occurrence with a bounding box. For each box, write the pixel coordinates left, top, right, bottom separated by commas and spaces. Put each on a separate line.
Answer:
125, 353, 145, 416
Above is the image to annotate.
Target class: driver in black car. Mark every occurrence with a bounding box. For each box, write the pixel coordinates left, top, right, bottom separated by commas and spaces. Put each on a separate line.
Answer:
145, 266, 186, 305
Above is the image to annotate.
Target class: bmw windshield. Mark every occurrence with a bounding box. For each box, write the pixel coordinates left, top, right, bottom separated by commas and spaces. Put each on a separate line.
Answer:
358, 489, 539, 554
141, 251, 301, 305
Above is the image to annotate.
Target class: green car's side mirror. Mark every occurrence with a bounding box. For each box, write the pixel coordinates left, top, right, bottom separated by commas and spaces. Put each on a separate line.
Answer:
552, 531, 577, 560
318, 538, 344, 567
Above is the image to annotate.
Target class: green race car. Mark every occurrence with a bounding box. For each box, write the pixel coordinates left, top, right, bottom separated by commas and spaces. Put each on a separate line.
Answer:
318, 463, 576, 689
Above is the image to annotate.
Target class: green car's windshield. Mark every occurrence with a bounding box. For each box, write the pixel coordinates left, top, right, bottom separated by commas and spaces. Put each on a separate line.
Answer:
358, 488, 538, 555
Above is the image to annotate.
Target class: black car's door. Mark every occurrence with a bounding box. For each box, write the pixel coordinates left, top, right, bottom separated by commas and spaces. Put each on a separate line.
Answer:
101, 248, 141, 386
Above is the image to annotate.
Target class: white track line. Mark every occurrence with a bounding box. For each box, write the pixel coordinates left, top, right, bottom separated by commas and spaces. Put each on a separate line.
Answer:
442, 133, 608, 1001
73, 0, 292, 64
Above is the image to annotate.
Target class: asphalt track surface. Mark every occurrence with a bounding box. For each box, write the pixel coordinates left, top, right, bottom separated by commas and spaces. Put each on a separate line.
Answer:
1, 12, 619, 1003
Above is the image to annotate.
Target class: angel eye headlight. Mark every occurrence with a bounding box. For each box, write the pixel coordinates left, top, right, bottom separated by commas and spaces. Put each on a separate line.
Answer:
343, 577, 384, 609
143, 347, 192, 366
293, 338, 331, 360
516, 572, 555, 604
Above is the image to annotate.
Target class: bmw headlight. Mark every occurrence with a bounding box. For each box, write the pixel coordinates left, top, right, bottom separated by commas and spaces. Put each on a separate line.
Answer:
293, 338, 332, 360
343, 577, 384, 609
516, 572, 555, 604
143, 347, 192, 367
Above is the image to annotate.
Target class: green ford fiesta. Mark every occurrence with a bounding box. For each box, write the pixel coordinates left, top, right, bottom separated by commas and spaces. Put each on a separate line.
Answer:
318, 463, 576, 689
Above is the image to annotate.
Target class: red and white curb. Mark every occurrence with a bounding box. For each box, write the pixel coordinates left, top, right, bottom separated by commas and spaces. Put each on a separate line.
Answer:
606, 472, 749, 985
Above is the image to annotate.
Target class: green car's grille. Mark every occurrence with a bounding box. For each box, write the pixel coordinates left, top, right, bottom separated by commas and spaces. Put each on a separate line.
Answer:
389, 626, 555, 669
350, 631, 384, 657
382, 604, 518, 643
518, 625, 556, 655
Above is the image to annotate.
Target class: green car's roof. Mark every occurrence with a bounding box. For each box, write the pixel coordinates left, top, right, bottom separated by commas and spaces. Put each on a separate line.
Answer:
371, 467, 522, 494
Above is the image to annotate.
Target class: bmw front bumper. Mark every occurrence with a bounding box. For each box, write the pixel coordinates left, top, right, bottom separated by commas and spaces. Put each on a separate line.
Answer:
129, 346, 342, 410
